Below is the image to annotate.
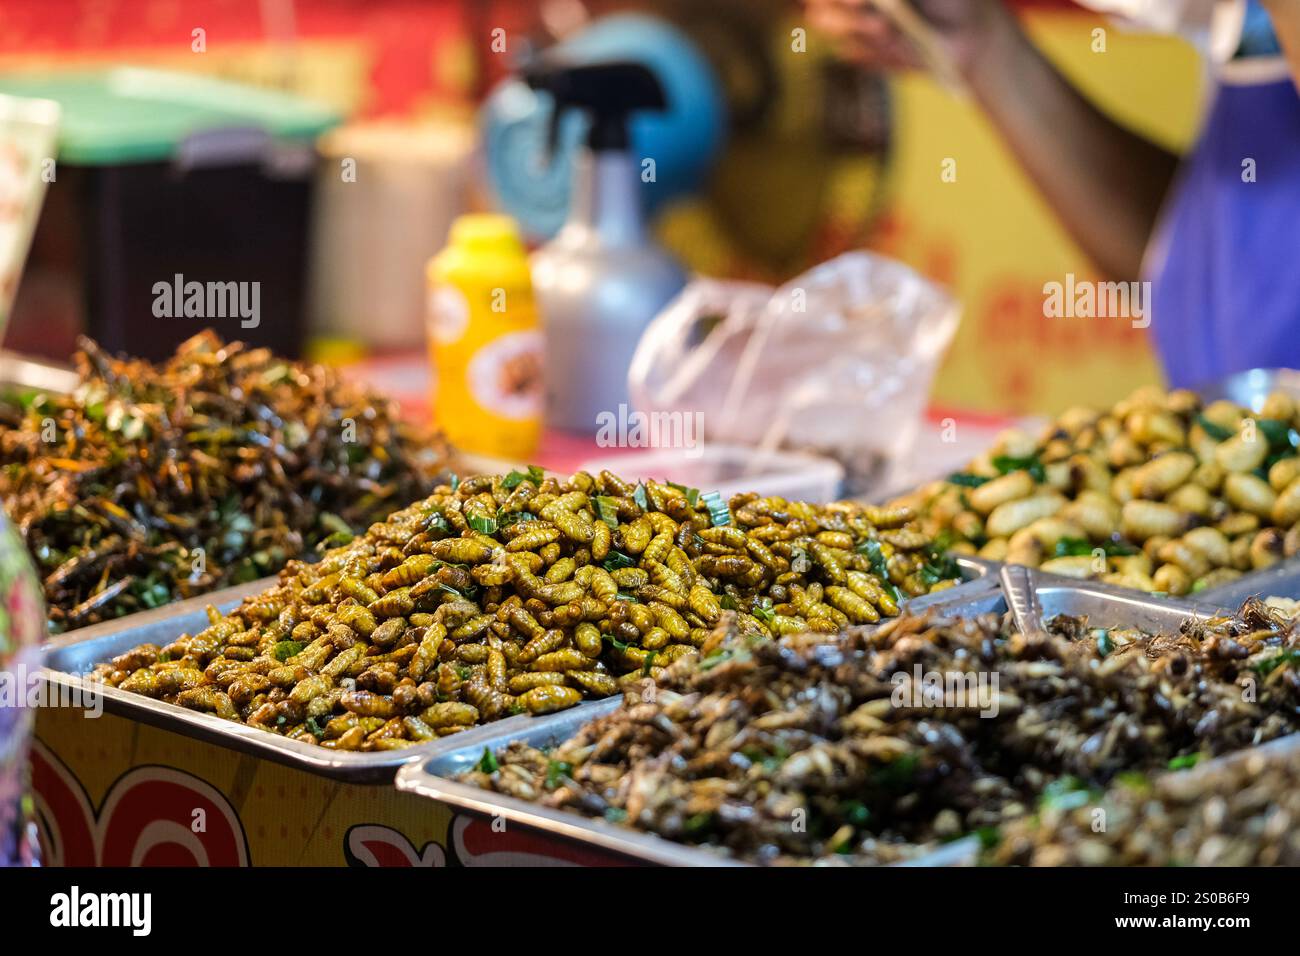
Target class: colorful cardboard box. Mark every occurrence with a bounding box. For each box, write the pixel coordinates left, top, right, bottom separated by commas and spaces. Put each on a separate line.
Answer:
33, 704, 628, 867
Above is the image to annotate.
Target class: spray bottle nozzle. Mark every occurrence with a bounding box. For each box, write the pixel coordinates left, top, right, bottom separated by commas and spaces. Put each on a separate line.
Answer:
522, 57, 667, 163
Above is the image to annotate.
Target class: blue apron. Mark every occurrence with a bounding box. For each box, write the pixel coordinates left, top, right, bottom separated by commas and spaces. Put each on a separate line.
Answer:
1147, 67, 1300, 388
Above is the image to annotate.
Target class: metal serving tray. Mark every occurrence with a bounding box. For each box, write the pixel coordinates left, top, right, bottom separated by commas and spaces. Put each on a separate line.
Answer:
941, 538, 1300, 615
921, 568, 1226, 630
0, 349, 78, 395
395, 578, 1231, 867
394, 696, 734, 866
1174, 729, 1300, 784
44, 576, 278, 653
1198, 366, 1300, 412
1194, 555, 1300, 607
907, 553, 999, 612
39, 580, 620, 783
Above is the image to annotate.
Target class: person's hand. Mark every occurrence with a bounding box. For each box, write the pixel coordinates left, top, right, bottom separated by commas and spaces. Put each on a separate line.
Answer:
803, 0, 1015, 81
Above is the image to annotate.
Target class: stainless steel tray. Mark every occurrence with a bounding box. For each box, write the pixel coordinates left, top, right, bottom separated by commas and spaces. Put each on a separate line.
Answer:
394, 697, 737, 866
397, 738, 985, 867
903, 553, 1000, 613
44, 576, 279, 655
915, 568, 1224, 630
1194, 555, 1300, 607
39, 580, 620, 783
1029, 572, 1226, 627
1197, 366, 1300, 413
950, 549, 1295, 614
1174, 729, 1300, 783
395, 578, 1229, 866
0, 349, 78, 395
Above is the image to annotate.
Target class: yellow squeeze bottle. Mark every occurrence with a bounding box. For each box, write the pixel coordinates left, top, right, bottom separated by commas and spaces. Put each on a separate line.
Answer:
426, 214, 543, 459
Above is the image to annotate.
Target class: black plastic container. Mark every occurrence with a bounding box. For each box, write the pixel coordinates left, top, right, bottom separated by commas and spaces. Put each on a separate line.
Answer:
0, 68, 338, 361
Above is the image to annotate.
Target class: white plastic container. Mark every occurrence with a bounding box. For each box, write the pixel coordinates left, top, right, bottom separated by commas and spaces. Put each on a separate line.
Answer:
579, 444, 845, 504
309, 118, 475, 350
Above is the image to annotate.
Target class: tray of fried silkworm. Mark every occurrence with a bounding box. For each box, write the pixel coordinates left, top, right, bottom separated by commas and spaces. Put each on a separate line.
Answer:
394, 582, 1300, 866
39, 577, 421, 781
891, 380, 1300, 601
40, 580, 660, 783
38, 469, 985, 780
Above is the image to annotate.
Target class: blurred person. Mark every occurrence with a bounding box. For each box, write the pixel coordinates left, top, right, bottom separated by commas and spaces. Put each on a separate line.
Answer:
806, 0, 1300, 387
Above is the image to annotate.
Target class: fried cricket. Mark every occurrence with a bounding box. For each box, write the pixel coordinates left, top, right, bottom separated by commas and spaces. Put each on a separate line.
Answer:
462, 598, 1300, 864
0, 332, 448, 630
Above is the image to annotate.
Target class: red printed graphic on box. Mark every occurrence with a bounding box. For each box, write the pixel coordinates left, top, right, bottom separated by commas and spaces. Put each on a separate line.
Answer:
342, 816, 635, 867
449, 814, 632, 867
30, 742, 250, 866
344, 824, 447, 867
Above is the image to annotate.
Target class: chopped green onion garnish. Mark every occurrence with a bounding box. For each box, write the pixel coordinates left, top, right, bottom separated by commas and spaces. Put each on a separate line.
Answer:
701, 490, 730, 527
467, 513, 498, 535
593, 496, 620, 528
602, 550, 636, 571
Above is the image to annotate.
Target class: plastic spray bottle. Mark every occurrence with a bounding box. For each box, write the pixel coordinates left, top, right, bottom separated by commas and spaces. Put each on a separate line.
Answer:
524, 58, 687, 433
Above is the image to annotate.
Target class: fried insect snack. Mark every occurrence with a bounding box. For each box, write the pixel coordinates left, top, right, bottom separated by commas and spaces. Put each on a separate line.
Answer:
893, 385, 1300, 595
1263, 595, 1300, 618
461, 598, 1300, 865
89, 470, 960, 748
0, 332, 448, 630
989, 746, 1300, 866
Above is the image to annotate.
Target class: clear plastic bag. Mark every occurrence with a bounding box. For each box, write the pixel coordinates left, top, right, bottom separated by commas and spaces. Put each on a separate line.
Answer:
627, 251, 959, 496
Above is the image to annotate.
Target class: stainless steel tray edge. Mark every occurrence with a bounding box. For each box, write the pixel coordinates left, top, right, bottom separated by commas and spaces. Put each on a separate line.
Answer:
0, 350, 79, 395
1197, 366, 1300, 411
1171, 730, 1300, 784
902, 554, 1001, 615
1026, 570, 1228, 627
923, 566, 1226, 631
39, 664, 626, 784
43, 576, 278, 655
40, 671, 418, 782
394, 694, 740, 867
395, 759, 740, 866
952, 554, 1000, 580
1193, 555, 1300, 607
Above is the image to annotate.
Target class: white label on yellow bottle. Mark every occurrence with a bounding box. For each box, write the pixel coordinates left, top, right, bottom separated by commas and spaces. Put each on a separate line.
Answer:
429, 284, 469, 344
468, 330, 544, 421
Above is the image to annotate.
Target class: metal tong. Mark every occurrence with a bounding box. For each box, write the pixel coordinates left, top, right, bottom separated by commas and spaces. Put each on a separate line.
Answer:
999, 563, 1045, 634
